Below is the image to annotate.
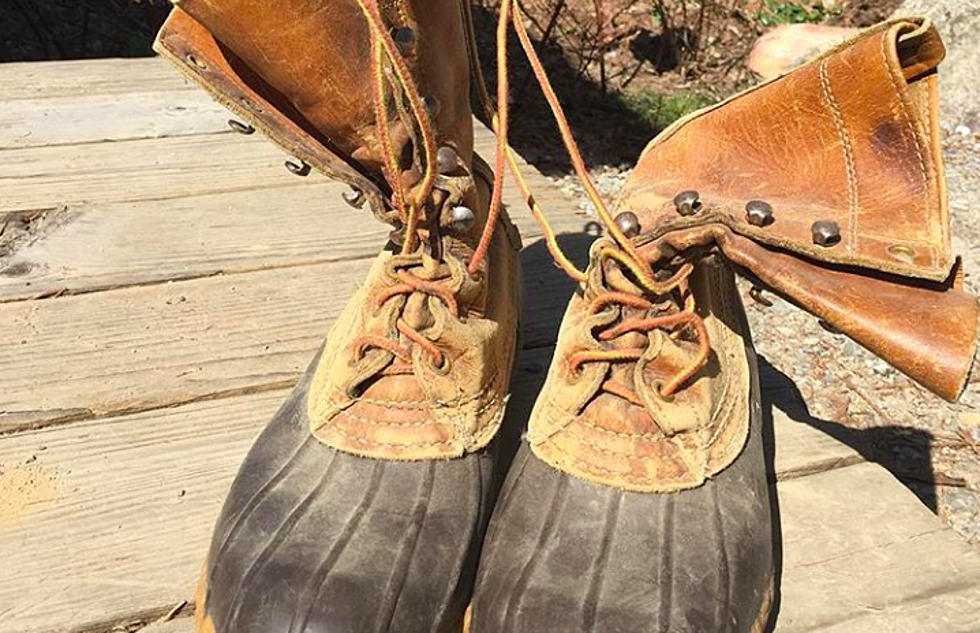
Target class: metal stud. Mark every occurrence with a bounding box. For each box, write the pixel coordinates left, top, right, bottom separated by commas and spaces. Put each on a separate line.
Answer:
614, 211, 641, 238
673, 190, 701, 216
745, 200, 774, 227
583, 221, 603, 237
228, 120, 254, 135
811, 220, 841, 247
436, 146, 459, 174
342, 186, 365, 209
393, 27, 416, 55
449, 206, 476, 233
285, 160, 311, 177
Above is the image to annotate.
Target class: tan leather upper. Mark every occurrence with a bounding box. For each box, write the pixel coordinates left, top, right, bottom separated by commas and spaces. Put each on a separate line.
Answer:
156, 1, 525, 460
156, 0, 474, 225
530, 18, 977, 493
619, 18, 978, 402
623, 19, 951, 281
528, 249, 751, 492
307, 181, 523, 459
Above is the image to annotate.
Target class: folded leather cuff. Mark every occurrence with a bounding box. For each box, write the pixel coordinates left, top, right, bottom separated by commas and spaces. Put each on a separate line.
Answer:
620, 18, 978, 401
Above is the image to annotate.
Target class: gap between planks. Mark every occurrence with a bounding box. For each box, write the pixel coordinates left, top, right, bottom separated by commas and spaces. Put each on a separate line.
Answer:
0, 240, 588, 435
0, 180, 586, 304
0, 350, 868, 633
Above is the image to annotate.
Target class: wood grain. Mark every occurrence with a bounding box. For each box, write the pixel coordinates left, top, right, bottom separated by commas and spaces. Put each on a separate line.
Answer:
0, 58, 191, 101
0, 182, 584, 303
0, 91, 229, 149
0, 133, 307, 216
0, 242, 585, 434
776, 464, 980, 632
0, 369, 867, 633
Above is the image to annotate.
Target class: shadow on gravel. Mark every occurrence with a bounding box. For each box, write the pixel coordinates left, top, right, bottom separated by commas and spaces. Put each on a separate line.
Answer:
468, 5, 660, 174
759, 356, 939, 512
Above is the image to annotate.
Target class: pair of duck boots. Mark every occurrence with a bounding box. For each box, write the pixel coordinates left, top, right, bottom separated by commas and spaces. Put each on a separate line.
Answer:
155, 2, 976, 631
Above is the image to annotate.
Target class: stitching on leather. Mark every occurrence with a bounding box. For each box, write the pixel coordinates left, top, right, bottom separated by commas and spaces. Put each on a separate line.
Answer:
338, 396, 499, 428
326, 422, 458, 447
819, 58, 859, 255
879, 33, 933, 240
339, 407, 436, 428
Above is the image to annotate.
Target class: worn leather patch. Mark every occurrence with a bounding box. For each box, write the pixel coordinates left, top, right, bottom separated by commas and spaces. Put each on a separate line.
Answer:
528, 255, 751, 493
621, 19, 950, 282
619, 18, 978, 402
307, 217, 522, 461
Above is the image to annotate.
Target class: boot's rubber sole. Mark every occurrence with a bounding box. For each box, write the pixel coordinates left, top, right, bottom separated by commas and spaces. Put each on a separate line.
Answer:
461, 577, 773, 633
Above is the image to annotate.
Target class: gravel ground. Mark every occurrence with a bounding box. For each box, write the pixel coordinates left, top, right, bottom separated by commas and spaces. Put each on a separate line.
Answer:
552, 125, 980, 545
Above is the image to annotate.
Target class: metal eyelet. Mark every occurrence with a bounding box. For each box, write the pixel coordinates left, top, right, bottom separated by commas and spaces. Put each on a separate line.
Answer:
428, 354, 453, 376
342, 186, 366, 209
886, 244, 916, 264
240, 97, 263, 114
653, 381, 676, 403
187, 54, 207, 70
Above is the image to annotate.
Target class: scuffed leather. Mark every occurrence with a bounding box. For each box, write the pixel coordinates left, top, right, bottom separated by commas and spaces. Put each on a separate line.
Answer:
527, 249, 751, 492
307, 193, 524, 460
154, 8, 389, 221
155, 1, 526, 460
155, 0, 474, 225
622, 19, 951, 280
619, 18, 978, 402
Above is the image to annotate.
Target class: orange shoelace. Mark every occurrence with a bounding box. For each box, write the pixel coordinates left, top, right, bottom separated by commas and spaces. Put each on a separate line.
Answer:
353, 0, 709, 396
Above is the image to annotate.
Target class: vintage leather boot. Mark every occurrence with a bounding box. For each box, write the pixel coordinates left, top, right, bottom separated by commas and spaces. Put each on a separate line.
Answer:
469, 17, 978, 632
154, 2, 522, 631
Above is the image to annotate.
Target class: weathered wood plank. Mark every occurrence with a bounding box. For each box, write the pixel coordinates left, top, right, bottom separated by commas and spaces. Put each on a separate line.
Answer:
766, 404, 863, 482
0, 133, 304, 216
0, 90, 228, 148
0, 57, 192, 101
0, 240, 585, 434
0, 123, 568, 220
0, 179, 585, 303
0, 359, 864, 633
0, 391, 291, 633
776, 463, 980, 632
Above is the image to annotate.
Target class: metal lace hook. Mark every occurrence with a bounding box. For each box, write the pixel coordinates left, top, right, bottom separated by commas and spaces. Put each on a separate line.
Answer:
227, 119, 255, 135
342, 186, 366, 209
284, 160, 311, 177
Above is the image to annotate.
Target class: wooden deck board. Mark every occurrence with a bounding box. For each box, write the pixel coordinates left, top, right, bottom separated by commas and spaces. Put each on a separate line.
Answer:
1, 57, 193, 101
0, 243, 584, 434
0, 179, 584, 304
0, 362, 862, 633
0, 133, 303, 216
776, 464, 980, 632
0, 104, 565, 219
0, 90, 228, 149
0, 56, 975, 633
